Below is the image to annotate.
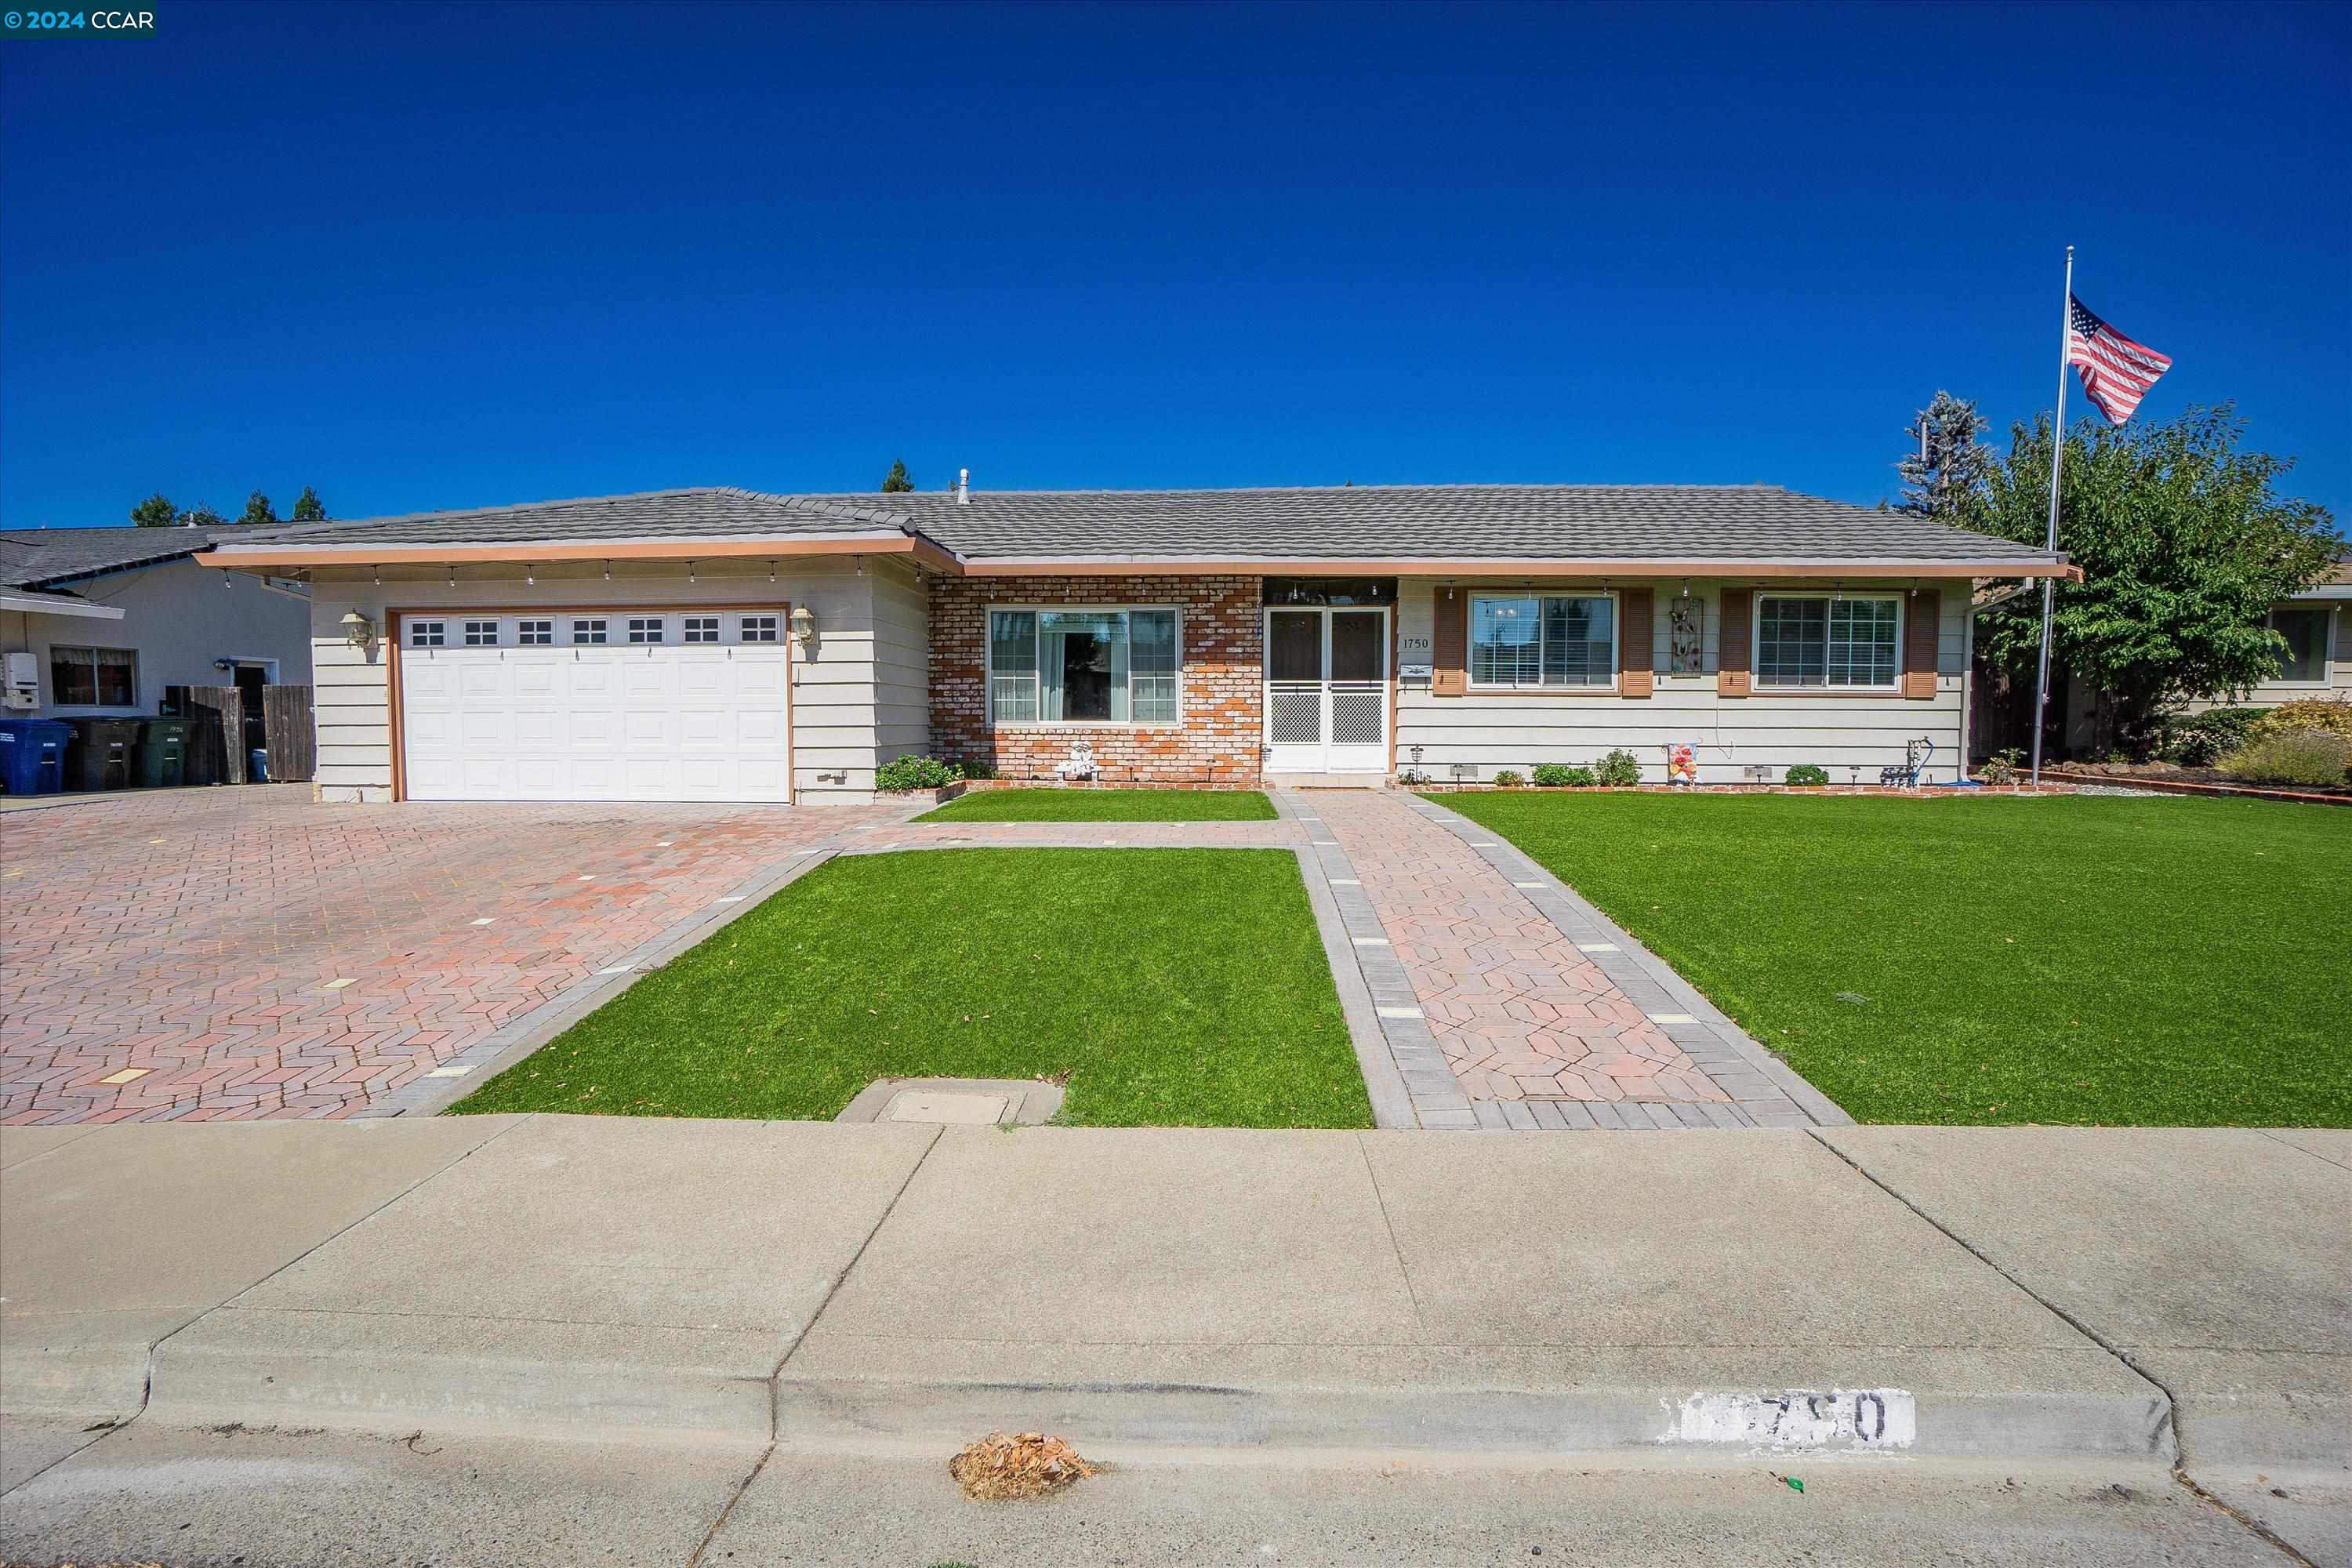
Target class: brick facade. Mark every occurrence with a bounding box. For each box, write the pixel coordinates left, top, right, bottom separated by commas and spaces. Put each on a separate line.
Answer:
929, 574, 1265, 786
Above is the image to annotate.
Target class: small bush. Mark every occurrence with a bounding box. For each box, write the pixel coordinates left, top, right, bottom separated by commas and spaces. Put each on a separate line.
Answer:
2163, 707, 2263, 767
1784, 763, 1830, 786
1396, 767, 1432, 786
1529, 762, 1578, 787
873, 755, 964, 793
2220, 730, 2352, 789
1595, 749, 1642, 787
1976, 748, 2023, 786
1558, 764, 1599, 787
2249, 699, 2352, 742
1492, 769, 1525, 788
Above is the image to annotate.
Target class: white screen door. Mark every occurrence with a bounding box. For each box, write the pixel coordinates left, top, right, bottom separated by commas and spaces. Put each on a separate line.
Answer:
1264, 608, 1387, 773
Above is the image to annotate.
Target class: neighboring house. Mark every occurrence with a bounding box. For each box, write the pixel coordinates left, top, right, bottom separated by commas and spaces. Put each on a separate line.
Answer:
206, 483, 2071, 804
0, 528, 313, 722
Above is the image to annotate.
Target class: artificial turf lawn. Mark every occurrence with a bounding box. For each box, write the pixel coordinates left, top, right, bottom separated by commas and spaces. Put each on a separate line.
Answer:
914, 788, 1277, 822
450, 848, 1370, 1128
1431, 791, 2352, 1127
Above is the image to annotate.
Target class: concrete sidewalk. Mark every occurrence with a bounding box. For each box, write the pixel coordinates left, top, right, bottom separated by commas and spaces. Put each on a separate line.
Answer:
2, 1120, 2344, 1513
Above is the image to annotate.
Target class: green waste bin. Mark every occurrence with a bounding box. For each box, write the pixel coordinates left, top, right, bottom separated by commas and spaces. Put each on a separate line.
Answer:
137, 717, 195, 788
66, 717, 143, 791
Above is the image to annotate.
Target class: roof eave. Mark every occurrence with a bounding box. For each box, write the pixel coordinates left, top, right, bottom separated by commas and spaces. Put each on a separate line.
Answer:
955, 554, 2078, 579
204, 532, 966, 575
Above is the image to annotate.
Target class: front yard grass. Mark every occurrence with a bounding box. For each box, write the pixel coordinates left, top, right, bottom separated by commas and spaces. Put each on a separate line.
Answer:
450, 848, 1369, 1127
1431, 791, 2351, 1127
915, 788, 1276, 822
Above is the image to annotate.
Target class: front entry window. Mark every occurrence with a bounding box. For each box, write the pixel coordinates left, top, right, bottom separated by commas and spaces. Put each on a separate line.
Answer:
987, 608, 1178, 724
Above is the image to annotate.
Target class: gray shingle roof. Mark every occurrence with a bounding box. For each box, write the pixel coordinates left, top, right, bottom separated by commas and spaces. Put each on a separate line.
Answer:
239, 487, 911, 549
790, 484, 2052, 563
0, 526, 241, 590
220, 482, 2062, 567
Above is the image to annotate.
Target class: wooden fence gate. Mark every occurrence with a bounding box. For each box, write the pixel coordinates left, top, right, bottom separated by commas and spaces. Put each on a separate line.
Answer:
162, 684, 315, 784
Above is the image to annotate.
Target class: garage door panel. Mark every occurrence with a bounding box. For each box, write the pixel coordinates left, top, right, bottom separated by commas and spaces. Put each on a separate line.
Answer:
401, 611, 789, 803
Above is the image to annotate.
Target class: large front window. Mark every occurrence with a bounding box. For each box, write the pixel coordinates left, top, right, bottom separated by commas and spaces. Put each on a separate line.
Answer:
2272, 607, 2332, 683
988, 608, 1178, 724
1756, 594, 1900, 688
1470, 595, 1613, 688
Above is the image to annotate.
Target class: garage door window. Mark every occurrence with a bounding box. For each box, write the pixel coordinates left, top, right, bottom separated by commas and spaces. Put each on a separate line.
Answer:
742, 615, 779, 643
411, 621, 445, 648
572, 619, 607, 644
628, 618, 664, 644
463, 621, 499, 647
684, 615, 720, 644
518, 619, 554, 645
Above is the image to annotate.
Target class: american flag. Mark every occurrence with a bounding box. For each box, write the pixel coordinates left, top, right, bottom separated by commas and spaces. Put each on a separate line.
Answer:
2067, 295, 2172, 425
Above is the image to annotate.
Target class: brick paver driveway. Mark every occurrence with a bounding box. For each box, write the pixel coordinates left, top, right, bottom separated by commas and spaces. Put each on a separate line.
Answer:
1, 788, 898, 1124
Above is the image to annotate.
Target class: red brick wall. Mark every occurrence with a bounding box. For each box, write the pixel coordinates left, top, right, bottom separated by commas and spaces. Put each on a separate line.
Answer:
929, 575, 1264, 786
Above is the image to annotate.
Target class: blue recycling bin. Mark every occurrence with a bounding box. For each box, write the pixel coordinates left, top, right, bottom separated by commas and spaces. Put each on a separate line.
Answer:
0, 718, 73, 796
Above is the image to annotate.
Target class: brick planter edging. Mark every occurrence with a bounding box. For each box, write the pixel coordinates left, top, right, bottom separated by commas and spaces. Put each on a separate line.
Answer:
1410, 782, 2079, 798
912, 779, 1269, 805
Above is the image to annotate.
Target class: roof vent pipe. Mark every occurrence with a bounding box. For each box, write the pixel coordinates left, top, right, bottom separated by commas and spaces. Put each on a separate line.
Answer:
956, 467, 970, 506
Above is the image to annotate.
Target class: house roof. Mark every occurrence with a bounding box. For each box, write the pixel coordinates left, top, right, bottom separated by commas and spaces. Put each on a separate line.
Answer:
0, 525, 242, 591
212, 482, 2071, 577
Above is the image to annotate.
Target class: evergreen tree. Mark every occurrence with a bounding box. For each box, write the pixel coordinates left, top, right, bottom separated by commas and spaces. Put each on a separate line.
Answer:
129, 492, 177, 528
179, 503, 228, 529
291, 485, 327, 521
1896, 390, 1994, 517
880, 460, 914, 493
239, 490, 279, 526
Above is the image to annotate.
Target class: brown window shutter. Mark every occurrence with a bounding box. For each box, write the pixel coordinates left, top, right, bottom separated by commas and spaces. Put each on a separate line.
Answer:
1432, 588, 1468, 696
1618, 588, 1654, 697
1717, 588, 1751, 697
1903, 589, 1941, 699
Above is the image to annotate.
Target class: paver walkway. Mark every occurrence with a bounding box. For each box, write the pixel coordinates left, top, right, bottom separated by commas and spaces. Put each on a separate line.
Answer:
0, 789, 898, 1124
1305, 790, 1822, 1129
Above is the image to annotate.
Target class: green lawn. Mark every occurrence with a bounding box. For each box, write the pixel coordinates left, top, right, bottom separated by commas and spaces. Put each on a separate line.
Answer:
915, 788, 1276, 822
1430, 792, 2352, 1127
450, 848, 1369, 1127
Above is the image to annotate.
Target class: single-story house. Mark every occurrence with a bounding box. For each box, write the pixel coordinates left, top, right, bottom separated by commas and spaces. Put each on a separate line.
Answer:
205, 482, 2073, 804
0, 527, 313, 723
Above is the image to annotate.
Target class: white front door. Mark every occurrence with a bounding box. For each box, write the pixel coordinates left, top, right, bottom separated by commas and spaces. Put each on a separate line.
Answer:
399, 608, 791, 802
1264, 608, 1388, 774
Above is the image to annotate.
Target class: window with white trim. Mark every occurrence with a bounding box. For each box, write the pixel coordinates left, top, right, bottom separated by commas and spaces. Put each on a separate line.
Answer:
517, 619, 554, 645
626, 617, 664, 644
741, 615, 779, 643
1755, 594, 1900, 688
2272, 607, 2332, 683
48, 646, 136, 706
683, 615, 720, 644
463, 620, 499, 647
571, 618, 607, 644
1469, 594, 1615, 688
410, 620, 445, 648
986, 608, 1178, 724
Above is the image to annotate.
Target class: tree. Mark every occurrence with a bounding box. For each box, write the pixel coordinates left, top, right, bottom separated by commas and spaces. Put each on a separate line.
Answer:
880, 460, 914, 494
1896, 390, 1994, 517
1969, 404, 2339, 753
239, 491, 279, 526
291, 485, 326, 521
179, 503, 228, 529
129, 492, 177, 528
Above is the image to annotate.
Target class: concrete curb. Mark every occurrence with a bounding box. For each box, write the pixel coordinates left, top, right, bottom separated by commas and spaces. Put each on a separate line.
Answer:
1396, 791, 1853, 1128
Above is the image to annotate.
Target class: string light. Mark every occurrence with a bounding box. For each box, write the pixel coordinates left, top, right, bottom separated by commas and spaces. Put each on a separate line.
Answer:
603, 560, 611, 581
688, 559, 697, 584
768, 560, 776, 583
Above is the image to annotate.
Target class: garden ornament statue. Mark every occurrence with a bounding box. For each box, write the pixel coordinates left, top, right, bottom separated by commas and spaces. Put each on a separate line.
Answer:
1665, 742, 1699, 787
1054, 738, 1098, 781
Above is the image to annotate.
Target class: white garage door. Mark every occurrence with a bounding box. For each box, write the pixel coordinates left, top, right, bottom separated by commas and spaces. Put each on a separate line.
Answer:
400, 609, 790, 802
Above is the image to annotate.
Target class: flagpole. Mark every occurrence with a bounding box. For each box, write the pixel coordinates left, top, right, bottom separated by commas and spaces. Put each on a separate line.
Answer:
2030, 245, 2073, 788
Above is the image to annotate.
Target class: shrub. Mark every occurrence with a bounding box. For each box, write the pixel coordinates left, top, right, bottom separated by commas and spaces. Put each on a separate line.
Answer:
1530, 762, 1578, 787
1396, 767, 1432, 786
2162, 706, 2263, 766
1976, 748, 2023, 786
873, 755, 964, 793
1784, 763, 1830, 786
2220, 729, 2352, 789
1557, 764, 1598, 787
2249, 699, 2352, 742
1492, 769, 1525, 788
1595, 749, 1642, 787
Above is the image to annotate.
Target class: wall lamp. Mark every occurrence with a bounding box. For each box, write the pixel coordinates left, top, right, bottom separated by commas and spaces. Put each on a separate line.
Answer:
789, 605, 818, 647
339, 609, 379, 652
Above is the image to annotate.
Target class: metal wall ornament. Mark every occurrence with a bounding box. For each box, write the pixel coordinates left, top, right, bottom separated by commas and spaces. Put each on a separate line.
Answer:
1667, 595, 1705, 675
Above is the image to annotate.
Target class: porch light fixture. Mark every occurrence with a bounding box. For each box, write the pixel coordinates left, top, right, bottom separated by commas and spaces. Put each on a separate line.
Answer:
789, 605, 817, 647
339, 610, 379, 652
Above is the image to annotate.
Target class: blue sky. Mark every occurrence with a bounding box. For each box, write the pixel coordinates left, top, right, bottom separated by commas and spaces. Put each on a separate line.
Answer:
3, 1, 2344, 528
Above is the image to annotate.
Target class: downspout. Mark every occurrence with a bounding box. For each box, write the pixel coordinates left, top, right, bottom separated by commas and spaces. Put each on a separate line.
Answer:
1959, 598, 1975, 783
